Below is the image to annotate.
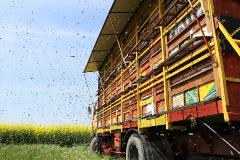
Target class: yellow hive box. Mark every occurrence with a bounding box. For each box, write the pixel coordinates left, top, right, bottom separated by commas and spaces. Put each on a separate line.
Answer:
140, 97, 153, 106
199, 82, 216, 102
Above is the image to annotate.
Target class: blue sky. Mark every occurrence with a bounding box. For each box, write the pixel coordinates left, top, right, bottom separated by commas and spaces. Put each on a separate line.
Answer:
0, 0, 113, 125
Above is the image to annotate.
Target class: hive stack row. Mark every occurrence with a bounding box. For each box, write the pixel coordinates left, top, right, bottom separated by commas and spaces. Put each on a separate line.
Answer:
86, 0, 240, 133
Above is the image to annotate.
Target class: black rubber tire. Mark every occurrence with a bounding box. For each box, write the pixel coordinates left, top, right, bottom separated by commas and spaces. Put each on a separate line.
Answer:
126, 134, 173, 160
126, 134, 146, 160
89, 137, 101, 155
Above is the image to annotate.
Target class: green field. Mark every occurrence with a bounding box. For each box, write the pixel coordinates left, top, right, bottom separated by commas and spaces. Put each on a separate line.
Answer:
0, 144, 115, 160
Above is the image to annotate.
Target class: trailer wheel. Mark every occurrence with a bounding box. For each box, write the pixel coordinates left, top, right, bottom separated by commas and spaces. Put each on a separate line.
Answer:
126, 134, 146, 160
90, 137, 101, 154
126, 134, 172, 160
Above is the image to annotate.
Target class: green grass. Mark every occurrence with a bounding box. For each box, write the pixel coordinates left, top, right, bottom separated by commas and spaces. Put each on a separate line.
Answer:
0, 144, 117, 160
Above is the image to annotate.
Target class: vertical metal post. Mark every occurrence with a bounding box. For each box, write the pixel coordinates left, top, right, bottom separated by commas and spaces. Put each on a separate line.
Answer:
136, 23, 141, 131
159, 0, 171, 129
121, 69, 123, 132
110, 103, 112, 133
207, 0, 229, 122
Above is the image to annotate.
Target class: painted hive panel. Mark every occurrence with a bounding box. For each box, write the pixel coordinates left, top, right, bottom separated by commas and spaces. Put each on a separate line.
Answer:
117, 114, 122, 123
156, 100, 165, 113
142, 103, 154, 116
132, 109, 137, 119
141, 97, 154, 116
112, 115, 117, 124
124, 112, 130, 121
172, 93, 184, 108
199, 82, 216, 102
185, 88, 199, 106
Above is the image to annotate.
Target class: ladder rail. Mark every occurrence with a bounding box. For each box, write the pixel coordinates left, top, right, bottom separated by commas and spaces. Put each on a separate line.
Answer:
218, 21, 240, 57
231, 27, 240, 37
197, 119, 240, 157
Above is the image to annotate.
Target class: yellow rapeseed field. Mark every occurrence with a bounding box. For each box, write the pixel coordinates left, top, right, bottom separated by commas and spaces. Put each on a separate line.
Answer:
0, 124, 92, 146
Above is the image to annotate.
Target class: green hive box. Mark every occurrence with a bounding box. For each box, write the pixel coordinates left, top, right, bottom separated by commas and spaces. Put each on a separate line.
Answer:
185, 88, 199, 106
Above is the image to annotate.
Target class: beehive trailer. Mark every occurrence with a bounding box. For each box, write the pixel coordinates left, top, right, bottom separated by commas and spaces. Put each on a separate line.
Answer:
84, 0, 240, 159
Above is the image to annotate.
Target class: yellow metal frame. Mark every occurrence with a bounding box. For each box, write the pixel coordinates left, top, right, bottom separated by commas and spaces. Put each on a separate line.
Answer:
168, 42, 214, 71
208, 0, 229, 121
226, 77, 240, 83
167, 52, 212, 79
218, 21, 240, 57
